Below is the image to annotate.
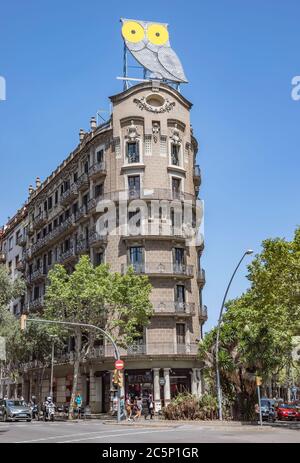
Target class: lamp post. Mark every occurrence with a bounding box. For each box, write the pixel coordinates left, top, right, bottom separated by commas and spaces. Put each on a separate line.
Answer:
215, 249, 254, 420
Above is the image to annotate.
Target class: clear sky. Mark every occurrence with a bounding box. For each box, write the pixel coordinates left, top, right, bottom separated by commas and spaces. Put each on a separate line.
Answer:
0, 1, 299, 332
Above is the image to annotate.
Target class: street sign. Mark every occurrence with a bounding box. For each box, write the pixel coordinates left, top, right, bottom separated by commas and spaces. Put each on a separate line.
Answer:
0, 337, 6, 361
115, 359, 124, 370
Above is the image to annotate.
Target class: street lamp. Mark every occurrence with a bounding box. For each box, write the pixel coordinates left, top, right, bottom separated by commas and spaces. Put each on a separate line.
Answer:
49, 335, 58, 399
215, 249, 254, 420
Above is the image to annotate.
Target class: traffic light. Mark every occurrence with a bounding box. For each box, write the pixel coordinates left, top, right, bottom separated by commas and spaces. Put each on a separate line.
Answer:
112, 369, 119, 386
117, 371, 123, 389
20, 314, 27, 331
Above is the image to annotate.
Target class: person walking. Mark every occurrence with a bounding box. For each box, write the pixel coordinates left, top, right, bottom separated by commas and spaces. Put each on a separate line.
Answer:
145, 394, 154, 420
75, 393, 83, 419
133, 396, 143, 421
125, 395, 132, 421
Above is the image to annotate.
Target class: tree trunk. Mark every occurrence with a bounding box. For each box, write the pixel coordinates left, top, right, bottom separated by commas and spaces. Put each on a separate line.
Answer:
68, 329, 82, 420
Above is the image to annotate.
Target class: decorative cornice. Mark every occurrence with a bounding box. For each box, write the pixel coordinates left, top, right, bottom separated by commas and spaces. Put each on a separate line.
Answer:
133, 96, 175, 114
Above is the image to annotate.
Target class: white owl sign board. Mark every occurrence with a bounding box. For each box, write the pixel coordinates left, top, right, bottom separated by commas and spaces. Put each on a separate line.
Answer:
121, 19, 188, 84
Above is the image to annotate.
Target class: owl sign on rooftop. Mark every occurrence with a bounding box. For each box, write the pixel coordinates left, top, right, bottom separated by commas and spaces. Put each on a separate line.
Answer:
121, 19, 188, 84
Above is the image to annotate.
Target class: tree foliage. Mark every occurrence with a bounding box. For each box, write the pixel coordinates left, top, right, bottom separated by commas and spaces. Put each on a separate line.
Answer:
199, 227, 300, 419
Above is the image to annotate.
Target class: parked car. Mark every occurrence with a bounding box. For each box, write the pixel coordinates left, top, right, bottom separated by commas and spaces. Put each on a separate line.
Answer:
0, 399, 32, 422
260, 398, 276, 422
276, 403, 298, 421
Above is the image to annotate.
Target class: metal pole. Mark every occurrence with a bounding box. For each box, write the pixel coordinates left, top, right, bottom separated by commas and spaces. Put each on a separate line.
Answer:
25, 318, 121, 423
257, 385, 263, 426
215, 250, 253, 420
50, 340, 54, 398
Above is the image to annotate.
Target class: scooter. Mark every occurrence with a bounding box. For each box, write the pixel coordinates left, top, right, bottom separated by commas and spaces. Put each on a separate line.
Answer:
30, 403, 39, 420
44, 403, 55, 422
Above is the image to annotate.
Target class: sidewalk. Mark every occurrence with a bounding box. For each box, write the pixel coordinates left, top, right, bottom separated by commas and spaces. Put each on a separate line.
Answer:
103, 418, 259, 427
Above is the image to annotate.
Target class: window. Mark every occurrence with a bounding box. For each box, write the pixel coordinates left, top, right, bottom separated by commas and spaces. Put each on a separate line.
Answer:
16, 230, 20, 244
43, 227, 47, 237
65, 209, 70, 220
48, 223, 52, 234
174, 248, 185, 267
176, 323, 186, 345
144, 135, 152, 155
8, 261, 12, 274
48, 196, 53, 210
8, 237, 13, 251
96, 149, 104, 163
60, 184, 64, 195
126, 142, 139, 163
160, 136, 167, 156
175, 285, 185, 303
72, 202, 78, 215
128, 176, 140, 199
172, 178, 181, 199
33, 286, 40, 300
171, 144, 180, 166
54, 218, 58, 228
84, 161, 89, 174
55, 190, 58, 205
73, 172, 78, 183
129, 246, 143, 272
95, 183, 103, 198
44, 200, 48, 212
48, 251, 52, 266
95, 251, 104, 266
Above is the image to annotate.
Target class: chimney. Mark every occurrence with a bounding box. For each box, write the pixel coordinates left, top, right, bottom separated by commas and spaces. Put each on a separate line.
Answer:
36, 177, 41, 189
90, 117, 97, 131
79, 129, 85, 142
28, 185, 35, 196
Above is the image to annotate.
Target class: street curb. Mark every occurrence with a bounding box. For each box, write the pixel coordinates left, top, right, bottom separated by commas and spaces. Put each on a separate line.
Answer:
102, 419, 260, 427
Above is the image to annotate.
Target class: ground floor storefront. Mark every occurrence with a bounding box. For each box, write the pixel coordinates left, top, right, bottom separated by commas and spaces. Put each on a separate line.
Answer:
7, 357, 203, 413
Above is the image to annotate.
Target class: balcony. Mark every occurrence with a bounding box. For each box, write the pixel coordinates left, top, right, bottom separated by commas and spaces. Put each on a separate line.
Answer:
197, 268, 206, 287
32, 211, 48, 230
86, 342, 199, 359
0, 252, 6, 263
199, 305, 208, 321
75, 239, 89, 255
193, 165, 201, 186
60, 184, 78, 206
31, 216, 76, 256
77, 173, 89, 191
28, 296, 44, 312
153, 301, 196, 316
88, 161, 106, 180
89, 228, 107, 247
121, 262, 194, 279
122, 223, 190, 242
58, 247, 77, 265
28, 267, 47, 283
16, 260, 26, 273
75, 205, 88, 222
16, 234, 27, 247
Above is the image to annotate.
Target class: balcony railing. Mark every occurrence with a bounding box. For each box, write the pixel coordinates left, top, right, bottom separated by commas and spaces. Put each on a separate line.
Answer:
153, 301, 196, 316
32, 211, 48, 230
16, 260, 26, 272
16, 234, 27, 247
30, 216, 75, 257
75, 205, 88, 222
197, 268, 206, 286
88, 161, 106, 179
199, 305, 208, 320
57, 247, 77, 264
60, 183, 78, 205
28, 296, 44, 312
76, 239, 89, 254
77, 173, 89, 191
193, 165, 201, 185
89, 228, 107, 246
121, 262, 194, 278
28, 267, 46, 283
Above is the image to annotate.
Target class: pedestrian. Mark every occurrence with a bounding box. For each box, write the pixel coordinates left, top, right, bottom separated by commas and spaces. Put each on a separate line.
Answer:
133, 396, 143, 421
125, 395, 132, 421
145, 394, 154, 420
75, 393, 83, 419
120, 395, 126, 420
254, 403, 260, 422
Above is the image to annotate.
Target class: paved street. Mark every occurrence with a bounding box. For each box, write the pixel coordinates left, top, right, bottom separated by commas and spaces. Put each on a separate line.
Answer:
0, 420, 300, 443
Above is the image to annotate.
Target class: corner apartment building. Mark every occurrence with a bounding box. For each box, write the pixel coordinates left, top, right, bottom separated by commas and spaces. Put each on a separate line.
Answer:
1, 81, 206, 412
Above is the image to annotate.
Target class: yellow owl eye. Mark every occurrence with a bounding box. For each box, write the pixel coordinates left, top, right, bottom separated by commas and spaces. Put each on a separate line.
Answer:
147, 24, 169, 45
122, 21, 145, 43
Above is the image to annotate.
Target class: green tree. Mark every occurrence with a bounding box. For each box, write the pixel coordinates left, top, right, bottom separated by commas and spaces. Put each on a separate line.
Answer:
43, 255, 153, 417
199, 227, 300, 419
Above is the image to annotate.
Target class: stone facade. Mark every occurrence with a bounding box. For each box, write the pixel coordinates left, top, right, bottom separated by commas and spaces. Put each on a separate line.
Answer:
0, 81, 206, 411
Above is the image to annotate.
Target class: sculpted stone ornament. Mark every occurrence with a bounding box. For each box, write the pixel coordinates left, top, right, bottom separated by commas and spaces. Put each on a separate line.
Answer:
152, 122, 160, 143
170, 124, 182, 145
133, 96, 175, 113
126, 120, 140, 142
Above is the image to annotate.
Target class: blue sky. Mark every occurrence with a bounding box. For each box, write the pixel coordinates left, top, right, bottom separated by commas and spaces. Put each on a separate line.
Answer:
0, 1, 299, 331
